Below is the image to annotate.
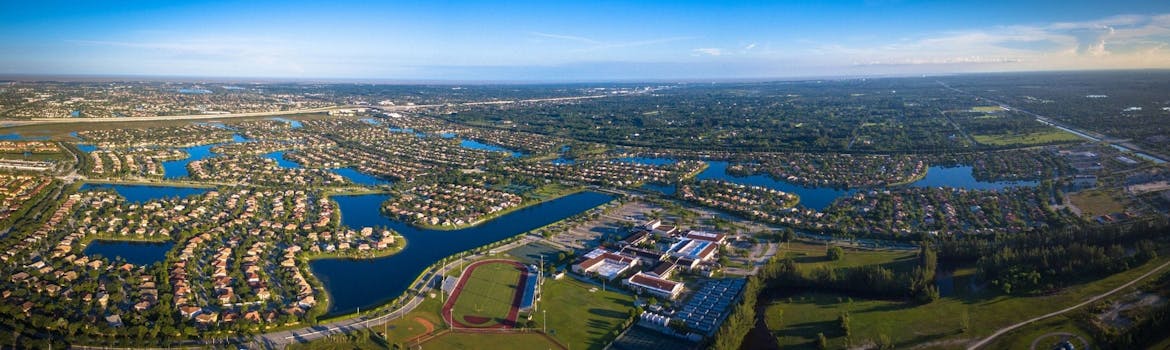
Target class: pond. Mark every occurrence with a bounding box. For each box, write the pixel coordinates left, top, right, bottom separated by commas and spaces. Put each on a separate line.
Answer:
311, 191, 614, 314
84, 240, 175, 266
459, 139, 523, 157
80, 183, 211, 204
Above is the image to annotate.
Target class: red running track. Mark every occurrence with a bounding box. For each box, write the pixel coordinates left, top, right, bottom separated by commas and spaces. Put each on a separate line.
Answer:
441, 259, 531, 329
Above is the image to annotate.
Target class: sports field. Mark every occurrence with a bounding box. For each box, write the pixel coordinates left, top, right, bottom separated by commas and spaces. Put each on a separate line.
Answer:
444, 259, 529, 328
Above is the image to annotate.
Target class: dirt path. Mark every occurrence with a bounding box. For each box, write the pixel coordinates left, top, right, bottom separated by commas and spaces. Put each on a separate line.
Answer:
968, 259, 1170, 349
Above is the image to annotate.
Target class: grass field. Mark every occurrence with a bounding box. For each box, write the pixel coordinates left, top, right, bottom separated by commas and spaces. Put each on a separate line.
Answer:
761, 255, 1170, 349
450, 261, 523, 327
971, 129, 1082, 146
378, 297, 444, 344
970, 106, 1006, 113
541, 277, 636, 350
1069, 190, 1126, 217
781, 241, 916, 270
422, 331, 563, 350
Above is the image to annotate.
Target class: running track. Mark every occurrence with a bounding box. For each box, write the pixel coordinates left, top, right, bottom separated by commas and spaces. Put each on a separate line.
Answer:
441, 259, 532, 329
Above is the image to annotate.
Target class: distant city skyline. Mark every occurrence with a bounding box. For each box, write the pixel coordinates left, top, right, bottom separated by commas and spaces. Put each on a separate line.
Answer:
3, 0, 1170, 81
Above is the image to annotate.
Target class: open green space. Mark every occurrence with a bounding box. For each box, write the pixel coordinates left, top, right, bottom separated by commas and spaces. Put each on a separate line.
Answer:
422, 331, 563, 350
451, 261, 523, 327
971, 129, 1082, 146
541, 277, 637, 350
1069, 189, 1126, 217
781, 241, 916, 270
760, 255, 1170, 349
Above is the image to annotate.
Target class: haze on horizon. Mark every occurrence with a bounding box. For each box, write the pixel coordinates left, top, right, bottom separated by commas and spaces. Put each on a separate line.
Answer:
3, 0, 1170, 81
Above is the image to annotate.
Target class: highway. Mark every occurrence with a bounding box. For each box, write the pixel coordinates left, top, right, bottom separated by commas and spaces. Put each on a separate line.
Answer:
936, 81, 1169, 164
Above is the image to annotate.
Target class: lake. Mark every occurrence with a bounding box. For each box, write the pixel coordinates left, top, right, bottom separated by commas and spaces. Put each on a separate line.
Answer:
80, 183, 211, 204
695, 161, 856, 211
311, 191, 614, 314
459, 139, 523, 157
84, 240, 175, 266
331, 168, 392, 186
160, 134, 249, 179
625, 158, 1039, 210
909, 166, 1038, 190
263, 150, 303, 169
271, 117, 304, 129
263, 151, 391, 186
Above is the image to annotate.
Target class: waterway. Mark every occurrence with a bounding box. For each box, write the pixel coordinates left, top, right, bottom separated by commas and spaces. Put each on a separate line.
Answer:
311, 191, 614, 314
83, 240, 175, 266
80, 183, 211, 204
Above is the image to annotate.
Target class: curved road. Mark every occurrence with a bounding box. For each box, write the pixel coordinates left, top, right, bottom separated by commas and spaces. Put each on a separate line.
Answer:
968, 259, 1170, 349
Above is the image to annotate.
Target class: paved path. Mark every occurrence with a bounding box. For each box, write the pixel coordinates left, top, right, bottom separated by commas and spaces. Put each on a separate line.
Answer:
968, 259, 1170, 349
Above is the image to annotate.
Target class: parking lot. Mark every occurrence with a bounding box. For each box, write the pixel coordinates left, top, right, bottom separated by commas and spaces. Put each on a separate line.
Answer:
548, 200, 663, 250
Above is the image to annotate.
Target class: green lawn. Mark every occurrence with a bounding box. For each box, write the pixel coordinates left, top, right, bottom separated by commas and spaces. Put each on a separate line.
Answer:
782, 241, 916, 270
540, 277, 636, 350
980, 315, 1095, 350
1069, 190, 1126, 217
422, 331, 562, 350
451, 261, 523, 327
761, 256, 1170, 349
377, 296, 445, 345
971, 129, 1081, 146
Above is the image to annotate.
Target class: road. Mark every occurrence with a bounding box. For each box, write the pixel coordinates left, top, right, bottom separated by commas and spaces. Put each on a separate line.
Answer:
967, 259, 1170, 350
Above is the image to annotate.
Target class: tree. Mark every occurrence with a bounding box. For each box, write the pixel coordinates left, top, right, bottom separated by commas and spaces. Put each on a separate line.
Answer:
838, 312, 851, 337
827, 246, 845, 261
668, 318, 689, 334
816, 332, 828, 350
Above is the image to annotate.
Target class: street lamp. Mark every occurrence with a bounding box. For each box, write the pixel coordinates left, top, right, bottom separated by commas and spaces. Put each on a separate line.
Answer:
542, 309, 547, 334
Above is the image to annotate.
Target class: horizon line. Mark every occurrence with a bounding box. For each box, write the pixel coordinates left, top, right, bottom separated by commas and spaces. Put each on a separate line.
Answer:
1, 68, 1168, 85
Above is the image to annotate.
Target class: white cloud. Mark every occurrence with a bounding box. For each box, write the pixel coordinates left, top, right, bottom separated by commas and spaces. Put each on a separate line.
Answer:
800, 12, 1170, 71
745, 43, 757, 50
692, 48, 723, 56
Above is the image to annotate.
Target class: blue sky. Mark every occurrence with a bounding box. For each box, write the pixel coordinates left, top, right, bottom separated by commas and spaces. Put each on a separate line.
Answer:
2, 0, 1170, 81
